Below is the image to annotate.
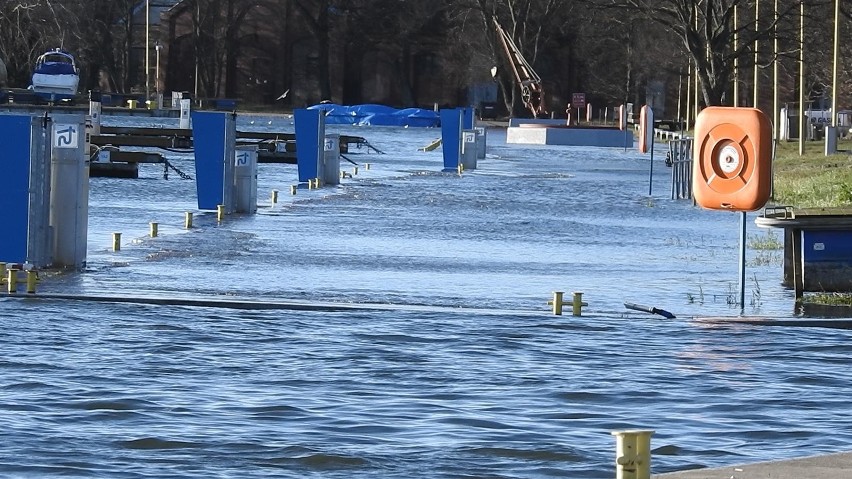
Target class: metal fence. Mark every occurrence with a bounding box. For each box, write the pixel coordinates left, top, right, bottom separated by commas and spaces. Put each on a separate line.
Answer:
668, 138, 693, 200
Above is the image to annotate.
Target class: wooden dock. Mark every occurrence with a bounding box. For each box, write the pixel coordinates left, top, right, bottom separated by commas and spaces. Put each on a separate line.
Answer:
87, 126, 376, 176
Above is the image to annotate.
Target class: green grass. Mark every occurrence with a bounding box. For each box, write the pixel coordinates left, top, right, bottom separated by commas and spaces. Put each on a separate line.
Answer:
804, 292, 852, 305
772, 140, 852, 208
747, 230, 783, 250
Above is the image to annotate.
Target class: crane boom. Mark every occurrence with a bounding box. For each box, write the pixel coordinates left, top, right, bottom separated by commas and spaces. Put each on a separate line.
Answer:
493, 18, 547, 118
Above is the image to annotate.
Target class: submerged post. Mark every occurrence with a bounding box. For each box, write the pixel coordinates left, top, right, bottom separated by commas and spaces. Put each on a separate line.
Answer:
572, 292, 584, 316
739, 211, 747, 308
26, 270, 37, 294
551, 291, 564, 315
612, 430, 654, 479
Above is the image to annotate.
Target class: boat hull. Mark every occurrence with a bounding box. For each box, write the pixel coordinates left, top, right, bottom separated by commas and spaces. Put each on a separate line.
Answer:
31, 73, 79, 101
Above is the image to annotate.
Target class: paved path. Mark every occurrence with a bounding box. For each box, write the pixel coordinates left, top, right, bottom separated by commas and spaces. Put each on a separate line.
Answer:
655, 450, 852, 478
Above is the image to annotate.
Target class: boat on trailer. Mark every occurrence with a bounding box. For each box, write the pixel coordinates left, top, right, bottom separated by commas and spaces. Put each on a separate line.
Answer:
29, 49, 79, 103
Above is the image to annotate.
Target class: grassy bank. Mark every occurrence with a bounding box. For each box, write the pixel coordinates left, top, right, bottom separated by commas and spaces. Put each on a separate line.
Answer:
772, 139, 852, 208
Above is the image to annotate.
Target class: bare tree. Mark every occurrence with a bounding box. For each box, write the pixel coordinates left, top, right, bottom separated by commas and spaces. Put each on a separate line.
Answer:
589, 0, 817, 107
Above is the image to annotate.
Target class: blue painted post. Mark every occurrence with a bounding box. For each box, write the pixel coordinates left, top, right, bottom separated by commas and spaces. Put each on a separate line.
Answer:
295, 109, 325, 184
440, 109, 463, 172
0, 115, 35, 264
192, 111, 237, 211
462, 107, 475, 129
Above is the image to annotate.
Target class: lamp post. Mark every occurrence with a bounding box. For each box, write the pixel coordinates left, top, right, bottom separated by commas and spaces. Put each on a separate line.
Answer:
156, 41, 161, 97
145, 0, 150, 101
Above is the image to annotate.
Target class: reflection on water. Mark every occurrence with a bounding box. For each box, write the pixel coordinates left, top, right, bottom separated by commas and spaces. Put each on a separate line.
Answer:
1, 115, 850, 478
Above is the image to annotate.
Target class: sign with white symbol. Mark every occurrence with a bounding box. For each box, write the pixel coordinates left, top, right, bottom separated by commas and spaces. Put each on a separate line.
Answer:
814, 243, 825, 251
235, 150, 250, 166
53, 124, 79, 149
718, 145, 740, 174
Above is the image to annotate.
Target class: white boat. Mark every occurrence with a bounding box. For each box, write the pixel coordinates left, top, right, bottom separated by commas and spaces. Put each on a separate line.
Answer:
30, 49, 79, 102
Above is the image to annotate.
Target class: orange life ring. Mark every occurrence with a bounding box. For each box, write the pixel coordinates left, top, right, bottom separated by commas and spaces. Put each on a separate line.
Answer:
692, 107, 772, 211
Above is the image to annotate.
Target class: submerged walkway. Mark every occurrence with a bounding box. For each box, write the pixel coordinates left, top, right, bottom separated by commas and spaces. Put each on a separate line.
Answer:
655, 450, 852, 478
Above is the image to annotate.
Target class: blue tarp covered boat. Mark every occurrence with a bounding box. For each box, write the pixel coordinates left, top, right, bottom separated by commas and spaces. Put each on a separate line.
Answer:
29, 49, 79, 102
307, 103, 439, 127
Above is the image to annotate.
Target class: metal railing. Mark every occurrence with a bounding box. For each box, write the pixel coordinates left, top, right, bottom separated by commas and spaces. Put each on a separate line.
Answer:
668, 138, 693, 200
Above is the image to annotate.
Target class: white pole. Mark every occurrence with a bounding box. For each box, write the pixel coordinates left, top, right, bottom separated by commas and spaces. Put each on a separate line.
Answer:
156, 43, 161, 97
799, 0, 804, 156
754, 0, 760, 108
733, 5, 739, 107
145, 0, 150, 102
831, 0, 839, 128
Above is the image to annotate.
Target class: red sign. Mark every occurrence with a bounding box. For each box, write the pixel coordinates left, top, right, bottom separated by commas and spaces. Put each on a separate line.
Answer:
572, 93, 586, 108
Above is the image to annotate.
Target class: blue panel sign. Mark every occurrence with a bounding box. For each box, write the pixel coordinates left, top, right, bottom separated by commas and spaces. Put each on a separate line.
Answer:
295, 109, 323, 182
192, 111, 227, 210
462, 107, 474, 129
802, 230, 852, 263
440, 109, 462, 171
0, 115, 32, 263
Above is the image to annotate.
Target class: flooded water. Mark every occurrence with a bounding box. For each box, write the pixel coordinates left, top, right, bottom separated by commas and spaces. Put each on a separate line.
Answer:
1, 113, 850, 478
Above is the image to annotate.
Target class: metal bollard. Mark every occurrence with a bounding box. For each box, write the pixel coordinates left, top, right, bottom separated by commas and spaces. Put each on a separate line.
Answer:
550, 291, 565, 315
365, 163, 371, 170
290, 185, 297, 195
549, 291, 588, 316
271, 189, 279, 204
112, 233, 121, 251
26, 270, 37, 294
353, 166, 358, 176
572, 291, 584, 316
150, 222, 158, 238
185, 212, 193, 229
612, 430, 654, 479
217, 204, 225, 222
7, 269, 17, 294
0, 262, 5, 284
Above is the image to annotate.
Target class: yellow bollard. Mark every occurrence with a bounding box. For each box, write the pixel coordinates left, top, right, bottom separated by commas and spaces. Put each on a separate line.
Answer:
365, 163, 371, 170
7, 269, 17, 294
353, 166, 359, 176
290, 185, 297, 195
457, 163, 464, 174
217, 204, 225, 222
0, 262, 5, 284
112, 232, 121, 251
185, 212, 193, 229
549, 291, 564, 316
612, 430, 654, 479
150, 222, 158, 238
271, 189, 279, 204
26, 270, 37, 294
572, 291, 585, 316
314, 178, 321, 188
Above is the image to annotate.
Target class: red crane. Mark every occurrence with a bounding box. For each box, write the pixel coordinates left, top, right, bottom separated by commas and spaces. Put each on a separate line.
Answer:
493, 18, 547, 119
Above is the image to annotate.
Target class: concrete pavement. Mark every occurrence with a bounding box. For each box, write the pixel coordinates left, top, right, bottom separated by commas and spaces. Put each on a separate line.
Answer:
655, 450, 852, 478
